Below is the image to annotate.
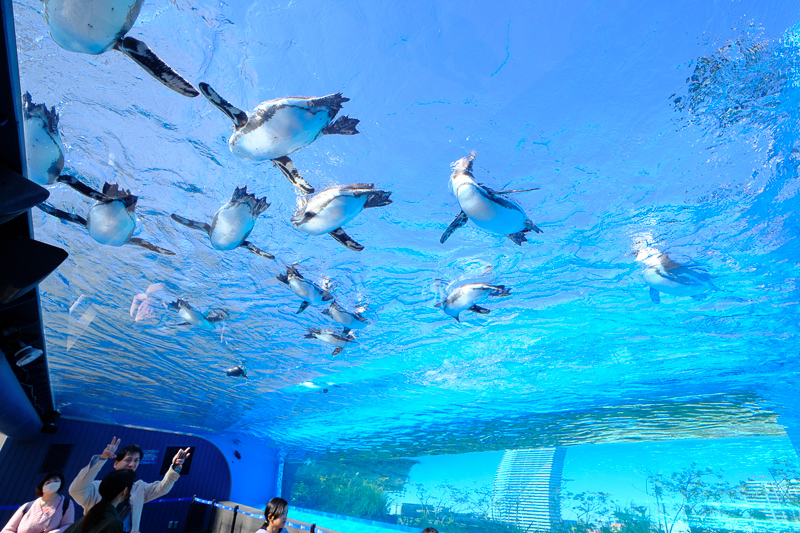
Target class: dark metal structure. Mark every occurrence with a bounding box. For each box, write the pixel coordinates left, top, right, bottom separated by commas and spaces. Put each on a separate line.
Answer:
0, 0, 67, 440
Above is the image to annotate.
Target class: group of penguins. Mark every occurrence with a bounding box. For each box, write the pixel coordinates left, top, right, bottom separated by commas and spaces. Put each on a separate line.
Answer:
24, 1, 718, 372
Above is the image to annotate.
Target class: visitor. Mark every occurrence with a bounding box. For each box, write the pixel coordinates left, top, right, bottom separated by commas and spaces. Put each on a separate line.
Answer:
1, 472, 75, 533
63, 470, 136, 533
69, 437, 190, 533
255, 498, 288, 533
421, 528, 439, 533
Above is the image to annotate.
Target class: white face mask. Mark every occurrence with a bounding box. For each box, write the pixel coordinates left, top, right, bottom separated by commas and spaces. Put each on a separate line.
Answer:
42, 481, 61, 494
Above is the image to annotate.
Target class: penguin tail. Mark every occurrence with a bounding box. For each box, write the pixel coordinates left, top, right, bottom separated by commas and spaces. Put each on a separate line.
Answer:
322, 115, 359, 135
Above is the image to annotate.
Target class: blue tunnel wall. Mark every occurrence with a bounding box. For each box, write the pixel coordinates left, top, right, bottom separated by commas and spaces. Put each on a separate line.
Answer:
0, 418, 242, 533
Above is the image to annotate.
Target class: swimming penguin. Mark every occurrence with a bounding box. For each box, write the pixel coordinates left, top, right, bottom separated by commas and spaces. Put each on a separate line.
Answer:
37, 182, 174, 254
436, 283, 511, 322
22, 92, 64, 186
276, 266, 333, 314
40, 0, 198, 97
304, 328, 356, 356
440, 152, 542, 245
322, 301, 369, 334
198, 82, 360, 194
225, 365, 247, 378
171, 186, 274, 259
168, 299, 228, 330
636, 248, 715, 303
292, 184, 392, 251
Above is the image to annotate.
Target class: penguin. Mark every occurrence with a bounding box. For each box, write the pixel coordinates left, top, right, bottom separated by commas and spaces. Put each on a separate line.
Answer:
168, 299, 228, 330
440, 152, 542, 245
322, 301, 369, 334
41, 0, 198, 97
636, 248, 715, 303
22, 92, 64, 186
304, 328, 356, 356
198, 82, 360, 194
171, 186, 274, 259
225, 365, 247, 378
436, 283, 511, 322
37, 182, 174, 254
292, 184, 392, 251
276, 266, 333, 314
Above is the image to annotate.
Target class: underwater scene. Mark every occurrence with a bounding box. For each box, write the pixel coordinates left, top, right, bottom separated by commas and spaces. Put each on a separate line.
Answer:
11, 0, 800, 532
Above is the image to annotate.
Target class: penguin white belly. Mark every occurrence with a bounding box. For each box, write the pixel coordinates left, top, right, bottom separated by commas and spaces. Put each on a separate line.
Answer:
231, 107, 328, 160
444, 287, 490, 316
209, 205, 255, 250
643, 267, 707, 297
299, 196, 367, 235
44, 0, 143, 54
178, 307, 214, 330
87, 202, 135, 246
316, 332, 348, 346
457, 186, 527, 234
288, 278, 324, 304
24, 117, 64, 185
330, 308, 367, 330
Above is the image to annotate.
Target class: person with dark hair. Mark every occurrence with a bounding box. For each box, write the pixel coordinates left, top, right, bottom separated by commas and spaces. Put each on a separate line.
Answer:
69, 437, 189, 533
1, 473, 74, 533
421, 528, 439, 533
255, 498, 288, 533
63, 470, 136, 533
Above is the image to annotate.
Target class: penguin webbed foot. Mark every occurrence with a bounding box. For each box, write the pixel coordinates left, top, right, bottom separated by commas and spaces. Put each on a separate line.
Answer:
241, 241, 275, 260
329, 228, 364, 251
332, 347, 344, 356
272, 156, 315, 195
322, 115, 360, 136
341, 327, 351, 335
116, 37, 200, 98
649, 287, 661, 304
297, 301, 311, 314
128, 238, 175, 255
508, 232, 528, 245
440, 211, 469, 244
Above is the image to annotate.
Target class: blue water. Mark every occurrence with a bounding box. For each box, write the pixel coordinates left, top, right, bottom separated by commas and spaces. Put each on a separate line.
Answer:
13, 0, 800, 511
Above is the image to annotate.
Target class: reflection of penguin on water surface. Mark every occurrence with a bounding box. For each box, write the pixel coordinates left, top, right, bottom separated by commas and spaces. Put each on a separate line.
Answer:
322, 301, 369, 335
436, 283, 511, 322
441, 152, 542, 245
168, 299, 229, 330
41, 0, 198, 96
304, 328, 356, 356
637, 248, 716, 303
276, 266, 333, 314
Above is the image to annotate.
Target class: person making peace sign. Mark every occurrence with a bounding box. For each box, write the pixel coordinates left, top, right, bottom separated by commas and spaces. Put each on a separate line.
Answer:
69, 438, 190, 533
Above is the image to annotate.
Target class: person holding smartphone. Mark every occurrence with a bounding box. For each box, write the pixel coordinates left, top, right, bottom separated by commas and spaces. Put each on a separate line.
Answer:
69, 438, 190, 533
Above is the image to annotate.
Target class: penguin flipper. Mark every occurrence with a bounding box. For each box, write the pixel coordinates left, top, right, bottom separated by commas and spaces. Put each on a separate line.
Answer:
508, 232, 528, 245
440, 211, 469, 244
198, 82, 247, 126
297, 301, 311, 314
115, 37, 199, 98
128, 238, 176, 255
37, 203, 87, 226
492, 187, 541, 195
469, 305, 491, 314
272, 156, 315, 194
649, 287, 661, 304
56, 175, 106, 201
171, 214, 212, 234
240, 240, 275, 260
332, 347, 344, 356
329, 228, 364, 251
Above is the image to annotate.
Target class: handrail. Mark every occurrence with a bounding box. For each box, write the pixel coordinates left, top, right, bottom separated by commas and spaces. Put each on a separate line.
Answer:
189, 497, 333, 533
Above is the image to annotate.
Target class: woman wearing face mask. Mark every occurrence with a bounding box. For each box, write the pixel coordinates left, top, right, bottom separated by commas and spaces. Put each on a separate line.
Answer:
1, 473, 75, 533
63, 470, 136, 533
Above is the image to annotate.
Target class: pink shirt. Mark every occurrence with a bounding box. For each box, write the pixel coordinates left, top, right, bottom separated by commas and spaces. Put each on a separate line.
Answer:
1, 496, 74, 533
